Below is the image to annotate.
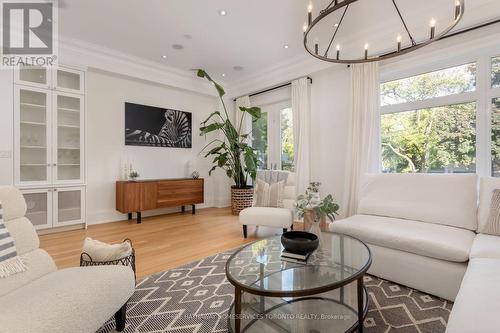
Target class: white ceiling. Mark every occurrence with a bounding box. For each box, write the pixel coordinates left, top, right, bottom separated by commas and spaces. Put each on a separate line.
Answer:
59, 0, 500, 84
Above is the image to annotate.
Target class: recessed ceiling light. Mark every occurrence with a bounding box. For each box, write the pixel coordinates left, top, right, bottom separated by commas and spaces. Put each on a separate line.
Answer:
172, 44, 184, 50
233, 66, 244, 71
218, 9, 227, 16
183, 34, 193, 39
222, 73, 226, 77
284, 44, 289, 49
161, 55, 167, 59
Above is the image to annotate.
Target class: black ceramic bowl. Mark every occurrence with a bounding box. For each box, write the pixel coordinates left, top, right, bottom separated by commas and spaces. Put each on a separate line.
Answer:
281, 231, 319, 255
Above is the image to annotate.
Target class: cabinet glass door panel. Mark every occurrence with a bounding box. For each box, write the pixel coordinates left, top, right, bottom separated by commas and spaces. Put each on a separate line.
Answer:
54, 188, 84, 226
17, 88, 51, 184
23, 191, 51, 230
16, 66, 49, 88
55, 68, 84, 94
54, 93, 83, 183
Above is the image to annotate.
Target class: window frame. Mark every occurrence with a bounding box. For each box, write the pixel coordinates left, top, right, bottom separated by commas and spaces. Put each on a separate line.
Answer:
254, 100, 292, 171
379, 48, 500, 177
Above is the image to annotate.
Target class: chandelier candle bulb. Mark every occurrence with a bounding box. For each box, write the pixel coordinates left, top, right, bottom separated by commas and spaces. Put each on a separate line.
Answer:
336, 44, 340, 60
430, 18, 436, 39
314, 42, 319, 55
303, 23, 308, 33
308, 3, 313, 25
364, 44, 368, 60
455, 1, 460, 19
397, 35, 402, 52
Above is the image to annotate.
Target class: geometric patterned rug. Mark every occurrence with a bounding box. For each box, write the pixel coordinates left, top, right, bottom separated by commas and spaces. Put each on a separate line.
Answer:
97, 249, 453, 333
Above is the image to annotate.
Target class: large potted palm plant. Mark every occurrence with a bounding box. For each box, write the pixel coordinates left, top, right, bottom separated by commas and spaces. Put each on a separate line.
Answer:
197, 70, 262, 215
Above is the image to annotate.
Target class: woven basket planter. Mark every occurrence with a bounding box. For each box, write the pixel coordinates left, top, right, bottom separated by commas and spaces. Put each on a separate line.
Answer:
231, 186, 254, 215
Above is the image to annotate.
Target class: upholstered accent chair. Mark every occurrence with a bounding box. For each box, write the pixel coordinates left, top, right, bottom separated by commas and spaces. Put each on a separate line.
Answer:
0, 186, 135, 333
239, 171, 296, 238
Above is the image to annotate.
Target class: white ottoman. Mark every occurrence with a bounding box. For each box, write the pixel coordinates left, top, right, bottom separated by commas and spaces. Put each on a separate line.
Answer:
239, 207, 293, 238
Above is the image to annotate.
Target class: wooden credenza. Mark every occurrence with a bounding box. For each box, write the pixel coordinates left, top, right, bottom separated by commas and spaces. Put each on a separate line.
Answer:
116, 178, 204, 223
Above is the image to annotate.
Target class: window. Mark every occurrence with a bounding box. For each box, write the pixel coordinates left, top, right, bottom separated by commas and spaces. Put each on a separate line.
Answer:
493, 56, 500, 88
381, 103, 476, 173
380, 63, 478, 174
280, 108, 294, 171
492, 98, 500, 176
381, 63, 476, 106
251, 101, 294, 171
252, 112, 268, 170
381, 53, 500, 177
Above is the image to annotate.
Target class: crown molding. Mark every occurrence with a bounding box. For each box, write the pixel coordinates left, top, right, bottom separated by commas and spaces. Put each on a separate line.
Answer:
58, 36, 217, 96
226, 53, 340, 99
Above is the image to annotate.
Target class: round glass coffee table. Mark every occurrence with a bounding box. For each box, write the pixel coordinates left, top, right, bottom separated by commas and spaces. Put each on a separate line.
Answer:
225, 232, 372, 333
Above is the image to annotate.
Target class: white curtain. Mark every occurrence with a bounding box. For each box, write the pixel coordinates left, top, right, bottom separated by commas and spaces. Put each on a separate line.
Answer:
292, 77, 311, 196
236, 96, 251, 141
344, 63, 381, 217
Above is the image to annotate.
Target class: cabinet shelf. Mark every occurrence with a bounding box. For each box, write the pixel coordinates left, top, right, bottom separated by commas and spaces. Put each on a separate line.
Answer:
21, 121, 46, 126
21, 145, 46, 149
58, 164, 80, 166
21, 102, 46, 108
58, 107, 80, 113
58, 124, 80, 129
21, 164, 46, 167
58, 147, 80, 150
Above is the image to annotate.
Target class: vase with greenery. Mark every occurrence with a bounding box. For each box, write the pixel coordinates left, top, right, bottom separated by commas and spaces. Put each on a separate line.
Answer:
296, 182, 340, 240
128, 171, 139, 181
196, 69, 262, 215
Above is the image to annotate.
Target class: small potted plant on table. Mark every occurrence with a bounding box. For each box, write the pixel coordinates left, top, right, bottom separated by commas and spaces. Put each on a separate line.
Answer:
296, 182, 340, 240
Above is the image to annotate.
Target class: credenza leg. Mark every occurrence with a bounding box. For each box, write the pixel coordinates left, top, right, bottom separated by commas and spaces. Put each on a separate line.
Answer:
137, 212, 141, 224
181, 206, 185, 213
128, 213, 132, 220
192, 205, 195, 215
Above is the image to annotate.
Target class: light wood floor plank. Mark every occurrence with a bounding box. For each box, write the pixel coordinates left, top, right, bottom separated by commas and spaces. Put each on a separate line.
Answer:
39, 208, 257, 279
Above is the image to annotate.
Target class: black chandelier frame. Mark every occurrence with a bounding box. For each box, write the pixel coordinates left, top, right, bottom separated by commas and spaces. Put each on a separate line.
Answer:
303, 0, 465, 64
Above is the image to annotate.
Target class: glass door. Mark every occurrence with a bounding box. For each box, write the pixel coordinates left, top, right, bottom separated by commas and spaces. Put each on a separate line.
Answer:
14, 86, 52, 185
53, 92, 84, 184
22, 189, 53, 230
54, 67, 85, 94
53, 186, 85, 227
14, 66, 50, 89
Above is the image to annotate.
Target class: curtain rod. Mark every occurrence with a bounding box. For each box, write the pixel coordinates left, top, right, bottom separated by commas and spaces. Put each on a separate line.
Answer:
233, 77, 312, 102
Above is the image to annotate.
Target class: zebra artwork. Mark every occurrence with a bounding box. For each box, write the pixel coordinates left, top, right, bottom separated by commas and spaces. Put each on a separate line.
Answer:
125, 102, 192, 148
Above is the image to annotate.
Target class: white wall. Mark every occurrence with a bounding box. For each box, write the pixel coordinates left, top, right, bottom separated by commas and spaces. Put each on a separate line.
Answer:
310, 66, 352, 218
85, 69, 224, 224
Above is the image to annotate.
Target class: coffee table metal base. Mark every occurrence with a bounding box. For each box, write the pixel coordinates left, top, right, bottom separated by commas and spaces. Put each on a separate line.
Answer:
228, 283, 368, 333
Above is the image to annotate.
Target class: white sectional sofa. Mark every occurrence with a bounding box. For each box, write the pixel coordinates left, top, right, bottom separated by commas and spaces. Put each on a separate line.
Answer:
0, 186, 136, 333
330, 174, 500, 332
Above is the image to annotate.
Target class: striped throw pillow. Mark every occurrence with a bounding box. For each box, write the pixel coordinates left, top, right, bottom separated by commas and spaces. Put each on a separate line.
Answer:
484, 189, 500, 236
0, 202, 27, 278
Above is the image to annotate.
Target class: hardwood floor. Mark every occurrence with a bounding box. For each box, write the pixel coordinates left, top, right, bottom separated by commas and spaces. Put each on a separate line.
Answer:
39, 208, 258, 279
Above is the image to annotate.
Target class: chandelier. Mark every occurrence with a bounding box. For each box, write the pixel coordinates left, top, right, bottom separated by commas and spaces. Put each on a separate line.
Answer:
303, 0, 465, 64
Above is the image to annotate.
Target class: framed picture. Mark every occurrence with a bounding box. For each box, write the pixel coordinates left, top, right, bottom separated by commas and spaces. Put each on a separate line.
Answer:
125, 102, 192, 148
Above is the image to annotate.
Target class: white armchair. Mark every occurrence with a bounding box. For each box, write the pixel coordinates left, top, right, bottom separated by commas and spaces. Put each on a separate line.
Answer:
239, 171, 296, 238
0, 186, 135, 333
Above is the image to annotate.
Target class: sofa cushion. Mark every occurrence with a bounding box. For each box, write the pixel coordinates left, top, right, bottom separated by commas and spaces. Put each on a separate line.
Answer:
0, 186, 27, 222
358, 173, 478, 230
445, 258, 500, 333
0, 249, 56, 297
0, 265, 135, 333
478, 177, 500, 233
240, 207, 293, 228
4, 217, 40, 255
331, 215, 475, 262
469, 233, 500, 259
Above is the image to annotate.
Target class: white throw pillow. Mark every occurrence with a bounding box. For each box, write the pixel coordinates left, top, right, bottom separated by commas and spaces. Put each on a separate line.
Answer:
253, 180, 285, 208
484, 189, 500, 236
82, 237, 132, 262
